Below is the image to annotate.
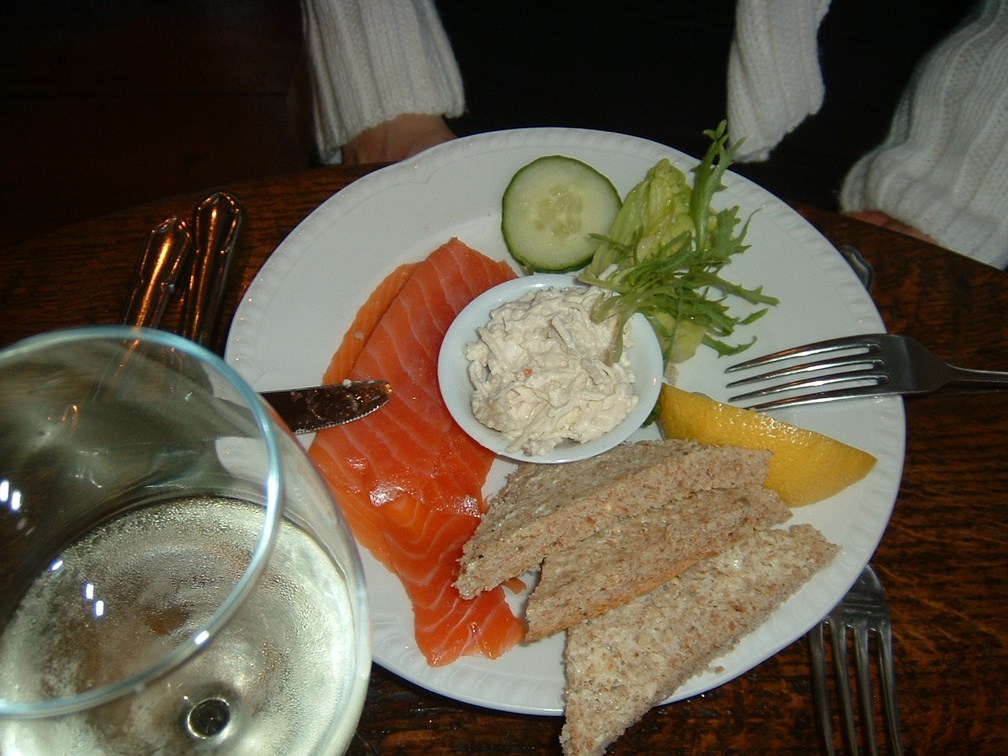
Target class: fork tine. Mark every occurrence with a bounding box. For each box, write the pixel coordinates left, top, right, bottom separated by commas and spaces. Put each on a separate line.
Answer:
724, 334, 892, 408
728, 367, 887, 400
730, 382, 889, 411
808, 623, 837, 756
853, 623, 880, 756
876, 623, 905, 756
725, 354, 884, 389
829, 621, 860, 756
726, 334, 884, 372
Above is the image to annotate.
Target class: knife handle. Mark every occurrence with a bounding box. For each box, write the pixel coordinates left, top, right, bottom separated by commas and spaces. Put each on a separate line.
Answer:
120, 216, 193, 328
180, 192, 244, 347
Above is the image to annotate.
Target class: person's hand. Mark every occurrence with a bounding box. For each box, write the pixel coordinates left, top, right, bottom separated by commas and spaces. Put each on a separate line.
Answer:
342, 113, 456, 164
846, 210, 937, 245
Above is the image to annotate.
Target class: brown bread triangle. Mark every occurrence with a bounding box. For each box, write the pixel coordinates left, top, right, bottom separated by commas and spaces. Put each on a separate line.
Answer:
525, 484, 791, 641
560, 524, 838, 756
455, 439, 772, 599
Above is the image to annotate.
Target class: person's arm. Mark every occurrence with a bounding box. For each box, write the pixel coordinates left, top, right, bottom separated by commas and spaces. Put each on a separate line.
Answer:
844, 210, 937, 244
839, 0, 1008, 268
341, 112, 455, 164
726, 0, 832, 162
300, 0, 463, 164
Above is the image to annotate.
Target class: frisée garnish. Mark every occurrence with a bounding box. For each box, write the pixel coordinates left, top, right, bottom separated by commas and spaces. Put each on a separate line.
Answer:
578, 121, 778, 365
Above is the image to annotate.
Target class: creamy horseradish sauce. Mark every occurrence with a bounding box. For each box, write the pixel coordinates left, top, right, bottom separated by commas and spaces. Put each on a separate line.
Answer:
465, 285, 637, 456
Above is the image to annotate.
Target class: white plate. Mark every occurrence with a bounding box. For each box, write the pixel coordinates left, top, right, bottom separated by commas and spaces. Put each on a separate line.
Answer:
225, 128, 905, 716
438, 273, 664, 464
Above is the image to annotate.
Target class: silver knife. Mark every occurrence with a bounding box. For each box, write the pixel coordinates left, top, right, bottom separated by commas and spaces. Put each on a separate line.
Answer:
260, 380, 392, 434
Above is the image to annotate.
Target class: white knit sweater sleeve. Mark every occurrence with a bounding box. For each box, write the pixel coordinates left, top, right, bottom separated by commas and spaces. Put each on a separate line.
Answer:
300, 0, 464, 164
840, 0, 1008, 268
726, 0, 832, 162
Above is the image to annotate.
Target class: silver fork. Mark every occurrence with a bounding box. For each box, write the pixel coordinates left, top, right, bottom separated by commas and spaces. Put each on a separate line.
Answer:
808, 565, 904, 756
724, 332, 1008, 410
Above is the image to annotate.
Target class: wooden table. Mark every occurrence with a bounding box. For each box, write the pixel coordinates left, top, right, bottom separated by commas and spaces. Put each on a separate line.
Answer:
2, 165, 1006, 755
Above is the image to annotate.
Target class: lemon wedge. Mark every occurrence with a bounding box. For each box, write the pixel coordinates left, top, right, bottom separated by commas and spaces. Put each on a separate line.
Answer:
656, 385, 877, 507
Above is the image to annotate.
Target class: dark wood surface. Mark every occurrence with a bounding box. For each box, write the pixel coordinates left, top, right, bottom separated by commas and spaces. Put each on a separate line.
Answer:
1, 165, 1006, 755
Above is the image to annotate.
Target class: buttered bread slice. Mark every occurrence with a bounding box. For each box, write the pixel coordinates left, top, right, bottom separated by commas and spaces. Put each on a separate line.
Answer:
455, 439, 772, 599
525, 484, 790, 641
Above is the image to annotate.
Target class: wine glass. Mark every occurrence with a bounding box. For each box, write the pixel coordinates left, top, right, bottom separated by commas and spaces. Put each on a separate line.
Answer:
0, 326, 370, 754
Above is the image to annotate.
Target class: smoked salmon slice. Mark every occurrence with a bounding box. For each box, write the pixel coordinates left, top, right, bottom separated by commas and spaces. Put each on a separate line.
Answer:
320, 261, 419, 383
308, 238, 525, 665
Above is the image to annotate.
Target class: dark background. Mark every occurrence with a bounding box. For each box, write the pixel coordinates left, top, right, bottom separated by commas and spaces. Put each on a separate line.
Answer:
437, 0, 976, 209
0, 0, 310, 250
1, 0, 975, 251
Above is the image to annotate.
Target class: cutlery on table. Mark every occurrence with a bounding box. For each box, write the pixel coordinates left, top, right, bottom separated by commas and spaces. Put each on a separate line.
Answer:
258, 381, 392, 434
180, 191, 244, 347
120, 216, 194, 328
836, 244, 874, 292
808, 565, 904, 756
724, 332, 1008, 410
122, 197, 391, 433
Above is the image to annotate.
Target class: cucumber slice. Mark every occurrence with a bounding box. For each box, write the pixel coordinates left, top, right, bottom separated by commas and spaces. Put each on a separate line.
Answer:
501, 155, 621, 272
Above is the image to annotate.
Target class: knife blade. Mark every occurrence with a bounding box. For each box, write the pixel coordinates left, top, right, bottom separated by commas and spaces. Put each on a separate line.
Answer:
260, 380, 392, 434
